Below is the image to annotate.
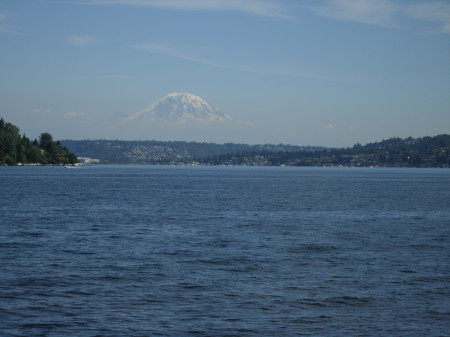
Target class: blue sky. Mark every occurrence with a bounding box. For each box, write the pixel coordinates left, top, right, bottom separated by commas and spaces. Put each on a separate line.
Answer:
1, 0, 449, 147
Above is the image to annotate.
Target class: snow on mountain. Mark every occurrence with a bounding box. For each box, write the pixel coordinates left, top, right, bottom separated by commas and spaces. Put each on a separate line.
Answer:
121, 92, 233, 125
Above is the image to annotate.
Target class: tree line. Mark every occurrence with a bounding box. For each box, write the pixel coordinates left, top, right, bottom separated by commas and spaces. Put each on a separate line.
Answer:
0, 118, 78, 166
199, 135, 450, 168
61, 139, 322, 164
61, 134, 450, 167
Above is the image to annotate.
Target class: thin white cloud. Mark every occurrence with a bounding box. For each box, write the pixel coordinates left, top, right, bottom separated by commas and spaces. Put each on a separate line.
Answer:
404, 2, 450, 34
134, 43, 224, 68
312, 0, 450, 34
65, 111, 91, 119
83, 0, 292, 19
32, 108, 52, 114
0, 12, 19, 35
73, 0, 450, 33
77, 74, 132, 79
68, 35, 98, 47
312, 0, 399, 27
134, 43, 344, 81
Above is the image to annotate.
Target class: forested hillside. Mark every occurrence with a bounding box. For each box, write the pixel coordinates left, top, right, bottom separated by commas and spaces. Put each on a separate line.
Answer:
62, 135, 450, 167
201, 135, 450, 168
0, 118, 78, 165
61, 139, 321, 164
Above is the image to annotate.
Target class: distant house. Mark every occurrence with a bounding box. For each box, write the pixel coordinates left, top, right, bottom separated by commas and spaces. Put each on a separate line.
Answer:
78, 157, 100, 164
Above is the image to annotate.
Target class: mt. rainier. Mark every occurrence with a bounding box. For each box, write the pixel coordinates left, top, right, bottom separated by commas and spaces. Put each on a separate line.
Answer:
121, 92, 233, 125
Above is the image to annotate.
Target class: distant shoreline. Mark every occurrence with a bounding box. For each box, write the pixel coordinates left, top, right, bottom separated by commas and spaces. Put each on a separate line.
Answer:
3, 163, 448, 170
61, 135, 450, 168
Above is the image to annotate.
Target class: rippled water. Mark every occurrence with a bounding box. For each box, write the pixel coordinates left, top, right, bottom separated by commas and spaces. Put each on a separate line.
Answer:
1, 165, 449, 336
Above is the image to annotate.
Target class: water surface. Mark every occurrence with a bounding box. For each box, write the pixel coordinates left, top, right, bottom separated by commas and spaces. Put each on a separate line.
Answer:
1, 166, 449, 336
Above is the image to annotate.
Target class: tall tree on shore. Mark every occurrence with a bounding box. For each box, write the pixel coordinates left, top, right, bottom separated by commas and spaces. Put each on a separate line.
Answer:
0, 118, 78, 165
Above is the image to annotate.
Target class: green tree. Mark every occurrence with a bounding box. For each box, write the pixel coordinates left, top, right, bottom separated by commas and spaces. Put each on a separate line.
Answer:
39, 133, 54, 153
0, 118, 79, 165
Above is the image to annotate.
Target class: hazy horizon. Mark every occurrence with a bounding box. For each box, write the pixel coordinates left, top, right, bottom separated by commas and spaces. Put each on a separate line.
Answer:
1, 0, 449, 147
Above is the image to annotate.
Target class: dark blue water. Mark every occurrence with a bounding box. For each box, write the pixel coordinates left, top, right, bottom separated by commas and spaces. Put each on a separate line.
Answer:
1, 165, 449, 336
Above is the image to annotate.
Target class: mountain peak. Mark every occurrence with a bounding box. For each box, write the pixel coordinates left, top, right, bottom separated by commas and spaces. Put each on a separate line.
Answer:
122, 92, 233, 124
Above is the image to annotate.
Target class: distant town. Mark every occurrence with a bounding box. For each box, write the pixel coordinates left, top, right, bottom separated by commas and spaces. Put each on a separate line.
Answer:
62, 135, 450, 168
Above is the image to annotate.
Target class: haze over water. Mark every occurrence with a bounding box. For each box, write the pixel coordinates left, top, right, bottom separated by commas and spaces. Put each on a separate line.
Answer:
1, 165, 449, 336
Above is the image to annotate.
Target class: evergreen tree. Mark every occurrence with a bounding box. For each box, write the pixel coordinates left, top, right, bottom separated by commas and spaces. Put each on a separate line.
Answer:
0, 118, 78, 165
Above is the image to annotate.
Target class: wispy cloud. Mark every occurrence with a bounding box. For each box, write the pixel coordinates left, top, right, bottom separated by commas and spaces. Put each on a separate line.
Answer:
313, 0, 398, 28
68, 35, 98, 47
73, 0, 450, 33
77, 74, 132, 79
65, 111, 91, 119
0, 12, 19, 35
404, 2, 450, 34
82, 0, 292, 19
32, 108, 52, 114
134, 43, 344, 81
134, 43, 224, 68
311, 0, 450, 34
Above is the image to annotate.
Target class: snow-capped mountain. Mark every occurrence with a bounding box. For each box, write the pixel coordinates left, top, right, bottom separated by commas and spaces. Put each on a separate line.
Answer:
121, 92, 233, 125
